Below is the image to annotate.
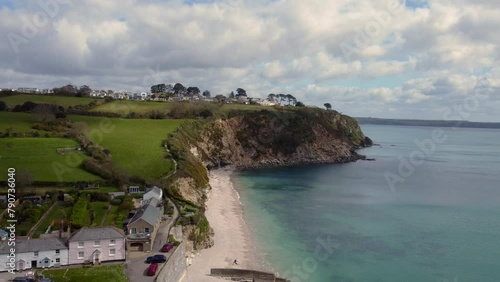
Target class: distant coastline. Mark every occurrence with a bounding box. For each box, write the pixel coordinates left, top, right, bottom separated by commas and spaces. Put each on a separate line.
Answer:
356, 117, 500, 129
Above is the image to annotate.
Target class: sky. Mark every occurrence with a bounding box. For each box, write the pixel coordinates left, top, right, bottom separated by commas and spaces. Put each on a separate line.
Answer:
0, 0, 499, 121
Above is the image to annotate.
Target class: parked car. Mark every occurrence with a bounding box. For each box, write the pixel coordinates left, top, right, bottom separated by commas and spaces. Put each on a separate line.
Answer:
12, 278, 35, 282
160, 243, 174, 252
146, 254, 167, 263
147, 263, 159, 276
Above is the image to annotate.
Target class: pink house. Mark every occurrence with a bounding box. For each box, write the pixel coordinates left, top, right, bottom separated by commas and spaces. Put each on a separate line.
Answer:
68, 227, 126, 265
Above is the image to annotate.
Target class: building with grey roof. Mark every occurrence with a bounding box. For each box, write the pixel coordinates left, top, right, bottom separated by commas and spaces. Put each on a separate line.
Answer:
126, 199, 163, 252
68, 227, 126, 265
0, 236, 69, 272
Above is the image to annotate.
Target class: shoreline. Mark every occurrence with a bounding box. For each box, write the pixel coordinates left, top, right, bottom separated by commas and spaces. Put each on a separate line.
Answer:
182, 168, 268, 282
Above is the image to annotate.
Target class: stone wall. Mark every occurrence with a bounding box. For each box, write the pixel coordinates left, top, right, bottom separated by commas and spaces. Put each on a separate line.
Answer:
210, 268, 290, 282
155, 242, 187, 282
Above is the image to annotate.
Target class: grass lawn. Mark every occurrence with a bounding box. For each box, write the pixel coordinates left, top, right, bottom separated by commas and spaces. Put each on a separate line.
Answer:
39, 264, 128, 282
90, 100, 172, 115
80, 186, 120, 193
33, 205, 72, 238
0, 94, 97, 109
103, 205, 120, 226
69, 115, 187, 179
89, 201, 109, 226
0, 138, 101, 182
218, 103, 281, 113
0, 112, 40, 133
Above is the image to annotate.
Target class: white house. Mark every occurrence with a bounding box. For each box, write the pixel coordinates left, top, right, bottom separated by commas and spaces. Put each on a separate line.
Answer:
143, 186, 162, 202
0, 236, 69, 272
17, 88, 40, 94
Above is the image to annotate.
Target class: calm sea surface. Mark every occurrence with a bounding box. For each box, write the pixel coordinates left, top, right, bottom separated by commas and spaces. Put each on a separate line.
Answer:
233, 124, 500, 282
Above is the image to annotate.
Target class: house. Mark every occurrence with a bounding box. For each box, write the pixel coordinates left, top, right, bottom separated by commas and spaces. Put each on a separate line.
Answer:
17, 87, 40, 94
127, 186, 144, 194
108, 192, 125, 200
126, 199, 162, 252
42, 89, 54, 94
143, 186, 162, 202
258, 99, 277, 106
0, 236, 68, 272
68, 227, 126, 265
22, 195, 43, 204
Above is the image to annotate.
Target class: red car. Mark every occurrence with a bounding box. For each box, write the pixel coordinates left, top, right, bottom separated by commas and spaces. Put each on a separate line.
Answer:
160, 243, 174, 252
147, 263, 158, 276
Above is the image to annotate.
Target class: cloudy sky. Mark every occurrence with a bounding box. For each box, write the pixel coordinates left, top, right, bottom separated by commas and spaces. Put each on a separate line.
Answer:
0, 0, 499, 121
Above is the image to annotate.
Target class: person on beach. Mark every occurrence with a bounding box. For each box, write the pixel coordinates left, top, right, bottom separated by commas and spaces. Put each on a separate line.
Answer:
233, 259, 239, 265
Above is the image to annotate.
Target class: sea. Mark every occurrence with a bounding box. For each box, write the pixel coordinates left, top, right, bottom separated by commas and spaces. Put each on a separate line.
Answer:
233, 124, 500, 282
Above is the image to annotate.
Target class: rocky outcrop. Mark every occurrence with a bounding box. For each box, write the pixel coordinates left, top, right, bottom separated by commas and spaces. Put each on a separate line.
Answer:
193, 109, 372, 169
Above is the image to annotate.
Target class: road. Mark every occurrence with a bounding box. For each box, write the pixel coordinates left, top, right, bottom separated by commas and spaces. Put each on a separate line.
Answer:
125, 198, 180, 281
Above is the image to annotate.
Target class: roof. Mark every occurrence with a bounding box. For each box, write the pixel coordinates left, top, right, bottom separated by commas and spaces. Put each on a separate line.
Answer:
69, 226, 125, 242
0, 236, 67, 254
143, 187, 162, 200
141, 197, 160, 207
128, 203, 161, 227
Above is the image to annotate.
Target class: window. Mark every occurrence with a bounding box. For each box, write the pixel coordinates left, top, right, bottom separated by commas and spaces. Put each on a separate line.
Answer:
131, 228, 137, 234
55, 249, 60, 254
56, 258, 60, 263
109, 239, 116, 246
144, 228, 150, 233
78, 242, 84, 248
78, 252, 84, 259
34, 251, 39, 257
109, 249, 116, 256
94, 240, 100, 247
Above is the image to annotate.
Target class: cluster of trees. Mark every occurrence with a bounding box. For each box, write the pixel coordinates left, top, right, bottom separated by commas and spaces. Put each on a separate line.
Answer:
150, 83, 211, 97
69, 196, 89, 228
267, 93, 297, 106
9, 101, 67, 120
53, 84, 92, 97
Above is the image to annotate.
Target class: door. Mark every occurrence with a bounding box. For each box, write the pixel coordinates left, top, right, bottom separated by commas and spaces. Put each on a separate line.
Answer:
31, 260, 37, 268
18, 261, 24, 270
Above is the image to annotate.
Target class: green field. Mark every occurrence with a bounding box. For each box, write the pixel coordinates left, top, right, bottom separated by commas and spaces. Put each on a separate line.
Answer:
0, 112, 40, 133
70, 116, 187, 179
0, 94, 97, 109
0, 138, 101, 182
90, 100, 172, 115
39, 265, 128, 282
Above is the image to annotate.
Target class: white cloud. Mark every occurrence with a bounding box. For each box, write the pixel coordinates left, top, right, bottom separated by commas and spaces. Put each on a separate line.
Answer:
0, 0, 498, 121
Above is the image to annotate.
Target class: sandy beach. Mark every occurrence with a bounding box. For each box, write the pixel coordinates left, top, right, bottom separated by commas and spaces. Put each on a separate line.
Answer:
182, 168, 264, 282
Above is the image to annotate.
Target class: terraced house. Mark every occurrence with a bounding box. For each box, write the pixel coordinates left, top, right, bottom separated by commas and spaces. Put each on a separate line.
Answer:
0, 236, 68, 272
68, 227, 126, 265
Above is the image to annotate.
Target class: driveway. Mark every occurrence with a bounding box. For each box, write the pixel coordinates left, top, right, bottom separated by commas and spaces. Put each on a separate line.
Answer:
125, 198, 179, 281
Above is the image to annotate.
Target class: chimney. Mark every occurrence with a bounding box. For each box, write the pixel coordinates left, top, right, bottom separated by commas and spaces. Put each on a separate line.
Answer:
59, 220, 64, 238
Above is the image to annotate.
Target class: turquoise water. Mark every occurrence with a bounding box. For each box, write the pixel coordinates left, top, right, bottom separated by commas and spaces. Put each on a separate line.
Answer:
234, 125, 500, 282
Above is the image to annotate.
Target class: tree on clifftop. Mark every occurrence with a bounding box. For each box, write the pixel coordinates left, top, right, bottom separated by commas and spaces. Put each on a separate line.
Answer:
236, 88, 247, 97
173, 83, 186, 94
295, 101, 305, 107
324, 103, 332, 110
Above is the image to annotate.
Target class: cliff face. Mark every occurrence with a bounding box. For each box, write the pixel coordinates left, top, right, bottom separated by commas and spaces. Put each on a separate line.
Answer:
194, 109, 372, 169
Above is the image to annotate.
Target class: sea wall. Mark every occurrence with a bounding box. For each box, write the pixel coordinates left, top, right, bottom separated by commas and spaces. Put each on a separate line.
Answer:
155, 242, 187, 282
210, 268, 290, 282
